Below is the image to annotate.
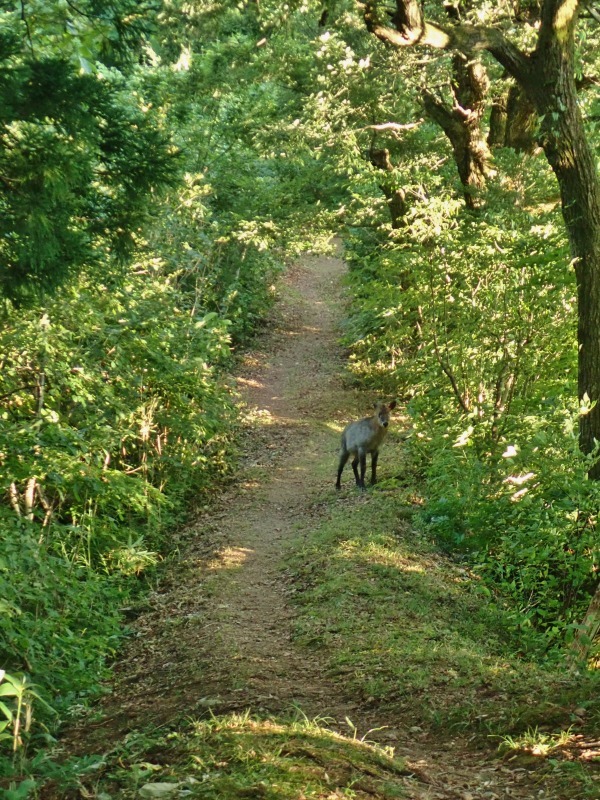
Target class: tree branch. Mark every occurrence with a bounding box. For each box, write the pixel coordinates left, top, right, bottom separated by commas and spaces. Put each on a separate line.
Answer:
9, 483, 21, 517
586, 4, 600, 25
65, 0, 96, 20
360, 121, 423, 133
361, 1, 533, 86
0, 383, 37, 403
20, 0, 34, 56
422, 91, 455, 135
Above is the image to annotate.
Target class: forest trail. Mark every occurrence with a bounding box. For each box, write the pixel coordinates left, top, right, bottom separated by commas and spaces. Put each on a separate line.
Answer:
91, 250, 359, 729
60, 249, 585, 800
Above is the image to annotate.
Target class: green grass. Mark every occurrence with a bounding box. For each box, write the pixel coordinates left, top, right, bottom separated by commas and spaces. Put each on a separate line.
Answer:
67, 712, 410, 799
498, 726, 575, 757
286, 473, 600, 739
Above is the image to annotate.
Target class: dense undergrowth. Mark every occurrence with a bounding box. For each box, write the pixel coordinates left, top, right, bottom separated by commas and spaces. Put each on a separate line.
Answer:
289, 477, 599, 731
0, 223, 283, 776
294, 5, 600, 655
285, 463, 600, 798
0, 1, 339, 783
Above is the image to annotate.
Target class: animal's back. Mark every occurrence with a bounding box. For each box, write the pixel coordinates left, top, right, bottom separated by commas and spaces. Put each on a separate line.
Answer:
342, 416, 386, 455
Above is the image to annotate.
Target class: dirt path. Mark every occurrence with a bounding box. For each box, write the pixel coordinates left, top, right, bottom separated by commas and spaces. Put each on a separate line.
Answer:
68, 250, 571, 799
170, 251, 357, 721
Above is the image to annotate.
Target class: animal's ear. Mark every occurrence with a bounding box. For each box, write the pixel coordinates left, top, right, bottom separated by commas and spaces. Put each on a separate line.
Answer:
388, 400, 397, 410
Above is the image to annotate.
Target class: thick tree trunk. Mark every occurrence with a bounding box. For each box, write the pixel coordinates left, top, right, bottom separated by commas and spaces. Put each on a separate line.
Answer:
524, 3, 600, 476
423, 52, 492, 208
490, 85, 537, 154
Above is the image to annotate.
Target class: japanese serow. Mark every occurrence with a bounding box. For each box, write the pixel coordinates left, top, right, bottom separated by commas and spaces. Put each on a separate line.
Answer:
335, 400, 397, 491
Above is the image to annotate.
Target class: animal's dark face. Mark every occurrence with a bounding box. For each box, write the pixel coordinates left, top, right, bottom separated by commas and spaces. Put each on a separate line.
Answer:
375, 400, 397, 428
376, 404, 390, 428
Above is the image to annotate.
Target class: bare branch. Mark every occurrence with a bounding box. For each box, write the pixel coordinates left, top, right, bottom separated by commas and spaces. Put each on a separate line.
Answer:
24, 477, 36, 522
359, 120, 423, 137
65, 0, 95, 20
0, 383, 37, 403
9, 483, 21, 517
587, 6, 600, 25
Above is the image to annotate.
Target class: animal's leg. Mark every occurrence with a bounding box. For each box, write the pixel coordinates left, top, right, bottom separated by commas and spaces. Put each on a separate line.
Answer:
351, 455, 360, 486
336, 450, 350, 490
359, 450, 367, 490
371, 450, 379, 485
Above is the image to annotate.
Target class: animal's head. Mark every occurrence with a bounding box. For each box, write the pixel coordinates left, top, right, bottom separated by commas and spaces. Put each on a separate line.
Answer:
373, 400, 397, 428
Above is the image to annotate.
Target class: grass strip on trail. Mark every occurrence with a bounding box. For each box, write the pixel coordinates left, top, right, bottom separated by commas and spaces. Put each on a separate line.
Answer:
72, 713, 411, 799
285, 466, 600, 740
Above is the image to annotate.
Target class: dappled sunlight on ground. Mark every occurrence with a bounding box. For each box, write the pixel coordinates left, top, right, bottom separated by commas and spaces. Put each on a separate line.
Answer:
207, 546, 254, 572
103, 712, 414, 799
236, 375, 264, 389
337, 539, 428, 572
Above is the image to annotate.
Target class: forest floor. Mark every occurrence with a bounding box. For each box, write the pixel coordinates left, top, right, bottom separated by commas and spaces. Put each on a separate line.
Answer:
47, 248, 600, 800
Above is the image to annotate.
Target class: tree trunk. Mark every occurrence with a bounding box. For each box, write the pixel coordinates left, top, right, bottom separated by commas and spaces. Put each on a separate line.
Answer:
488, 93, 507, 147
524, 2, 600, 476
368, 147, 408, 228
423, 53, 492, 209
570, 581, 600, 664
505, 84, 537, 152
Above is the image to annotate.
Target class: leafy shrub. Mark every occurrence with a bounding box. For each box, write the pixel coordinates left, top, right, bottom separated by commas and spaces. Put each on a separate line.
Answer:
340, 149, 598, 646
0, 258, 242, 732
0, 0, 335, 753
415, 402, 600, 637
0, 515, 125, 709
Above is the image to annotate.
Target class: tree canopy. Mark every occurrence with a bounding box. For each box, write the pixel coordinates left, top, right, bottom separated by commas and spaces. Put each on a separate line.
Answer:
0, 1, 175, 302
